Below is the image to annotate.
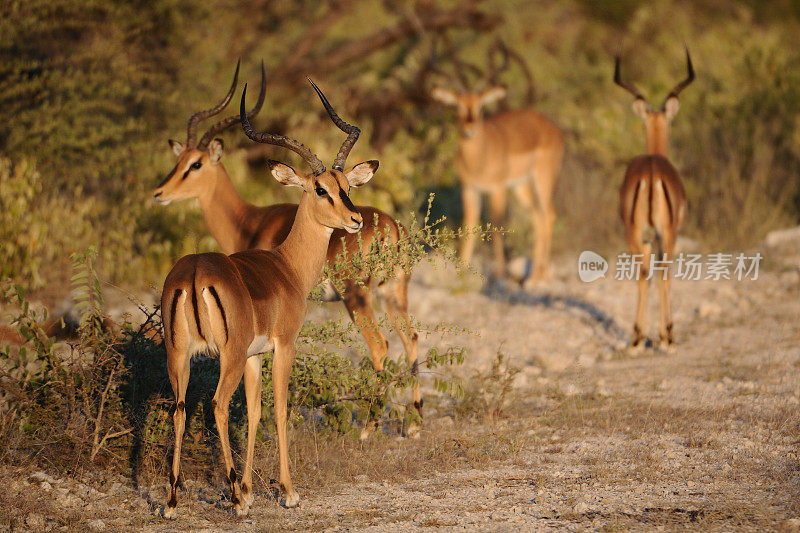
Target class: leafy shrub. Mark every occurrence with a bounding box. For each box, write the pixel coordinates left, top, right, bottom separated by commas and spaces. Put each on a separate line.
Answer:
454, 352, 520, 421
0, 158, 55, 288
0, 236, 468, 473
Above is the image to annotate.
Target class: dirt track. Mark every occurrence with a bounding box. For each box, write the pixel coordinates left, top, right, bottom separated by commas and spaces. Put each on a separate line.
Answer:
2, 249, 799, 532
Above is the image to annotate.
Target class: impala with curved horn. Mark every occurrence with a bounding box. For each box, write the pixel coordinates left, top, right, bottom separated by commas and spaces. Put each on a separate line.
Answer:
153, 64, 421, 425
431, 39, 563, 285
614, 48, 694, 350
162, 79, 376, 517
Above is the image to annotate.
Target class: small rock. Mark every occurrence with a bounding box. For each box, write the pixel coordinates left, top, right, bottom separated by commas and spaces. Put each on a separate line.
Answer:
57, 491, 84, 508
30, 471, 56, 485
88, 519, 106, 531
675, 236, 700, 253
25, 513, 46, 529
507, 256, 532, 284
766, 226, 800, 248
563, 384, 580, 397
432, 416, 454, 429
572, 500, 591, 514
780, 270, 800, 287
696, 301, 722, 318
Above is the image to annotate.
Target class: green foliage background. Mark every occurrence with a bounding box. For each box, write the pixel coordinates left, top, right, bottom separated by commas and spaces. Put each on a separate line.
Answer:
2, 0, 799, 290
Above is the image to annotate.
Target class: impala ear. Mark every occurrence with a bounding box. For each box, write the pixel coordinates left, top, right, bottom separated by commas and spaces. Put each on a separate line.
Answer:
169, 139, 186, 157
479, 86, 507, 106
431, 86, 459, 106
664, 96, 680, 121
268, 160, 306, 188
207, 139, 224, 164
345, 160, 378, 187
632, 98, 649, 120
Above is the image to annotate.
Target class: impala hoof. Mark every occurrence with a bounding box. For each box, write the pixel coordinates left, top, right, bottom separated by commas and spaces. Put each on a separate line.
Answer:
234, 503, 249, 517
163, 506, 177, 520
658, 340, 676, 353
404, 420, 422, 439
282, 489, 300, 508
359, 420, 380, 441
627, 342, 645, 356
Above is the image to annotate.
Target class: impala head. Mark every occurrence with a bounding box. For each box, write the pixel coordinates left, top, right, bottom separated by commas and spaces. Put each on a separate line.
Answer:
430, 38, 514, 138
431, 86, 507, 138
240, 79, 376, 233
614, 48, 695, 156
153, 60, 266, 205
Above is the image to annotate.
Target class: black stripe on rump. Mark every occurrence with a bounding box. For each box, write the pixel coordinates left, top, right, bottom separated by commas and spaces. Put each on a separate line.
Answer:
647, 170, 654, 228
207, 286, 228, 343
169, 289, 181, 346
191, 287, 204, 341
630, 181, 641, 226
661, 180, 674, 226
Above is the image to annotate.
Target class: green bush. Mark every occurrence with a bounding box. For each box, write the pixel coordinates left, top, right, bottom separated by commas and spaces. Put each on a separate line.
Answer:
0, 158, 51, 287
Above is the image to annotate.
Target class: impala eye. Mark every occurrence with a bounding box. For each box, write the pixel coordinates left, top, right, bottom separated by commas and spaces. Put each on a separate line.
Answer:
315, 186, 327, 197
190, 160, 202, 170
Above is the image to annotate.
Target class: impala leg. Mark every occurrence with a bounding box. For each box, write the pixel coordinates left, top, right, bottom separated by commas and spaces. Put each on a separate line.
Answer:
657, 234, 676, 349
212, 350, 247, 515
513, 181, 538, 285
379, 270, 422, 432
273, 337, 300, 508
342, 282, 388, 372
165, 344, 190, 519
240, 354, 262, 508
530, 152, 559, 283
164, 290, 189, 520
631, 240, 651, 351
489, 186, 508, 279
460, 185, 481, 266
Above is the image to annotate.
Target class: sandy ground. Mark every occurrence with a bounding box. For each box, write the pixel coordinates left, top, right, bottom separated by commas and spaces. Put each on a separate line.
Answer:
2, 246, 799, 532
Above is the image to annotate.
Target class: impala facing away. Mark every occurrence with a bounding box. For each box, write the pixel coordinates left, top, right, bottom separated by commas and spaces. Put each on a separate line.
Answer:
614, 49, 694, 350
162, 80, 375, 517
431, 41, 563, 285
153, 64, 422, 423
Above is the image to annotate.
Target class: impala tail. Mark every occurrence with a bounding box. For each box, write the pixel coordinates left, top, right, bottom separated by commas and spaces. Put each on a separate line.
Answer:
163, 260, 234, 358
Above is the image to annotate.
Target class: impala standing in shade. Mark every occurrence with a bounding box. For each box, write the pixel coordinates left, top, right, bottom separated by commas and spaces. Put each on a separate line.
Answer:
153, 63, 422, 424
614, 49, 694, 350
162, 80, 375, 517
431, 41, 563, 285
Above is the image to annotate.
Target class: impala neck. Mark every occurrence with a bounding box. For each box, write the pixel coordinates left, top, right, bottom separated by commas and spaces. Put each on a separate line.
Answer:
274, 192, 333, 295
644, 116, 670, 157
458, 122, 487, 171
196, 165, 258, 255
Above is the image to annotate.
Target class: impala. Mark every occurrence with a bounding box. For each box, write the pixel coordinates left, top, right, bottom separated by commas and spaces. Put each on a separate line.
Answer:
431, 41, 563, 285
614, 49, 694, 350
153, 63, 422, 423
162, 79, 375, 517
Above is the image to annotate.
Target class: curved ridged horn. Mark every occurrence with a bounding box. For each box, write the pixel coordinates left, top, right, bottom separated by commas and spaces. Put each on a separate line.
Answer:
664, 47, 695, 104
198, 60, 266, 150
186, 60, 240, 147
439, 33, 480, 92
475, 38, 510, 91
307, 78, 360, 171
240, 84, 326, 176
613, 55, 646, 101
